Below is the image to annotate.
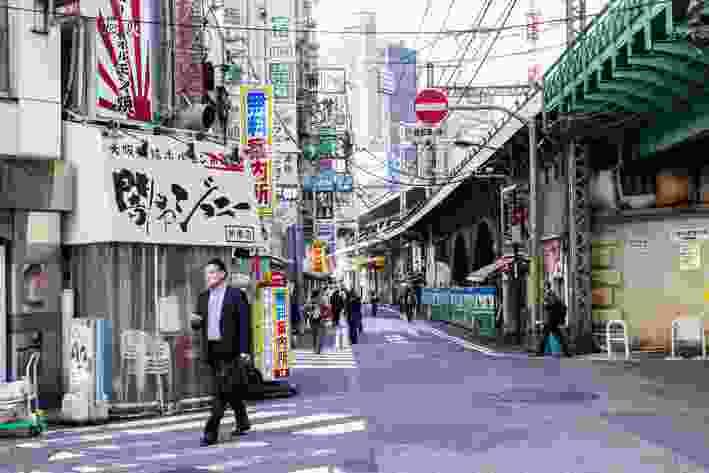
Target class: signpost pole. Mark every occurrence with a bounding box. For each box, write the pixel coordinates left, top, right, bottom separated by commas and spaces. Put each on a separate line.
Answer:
426, 67, 436, 199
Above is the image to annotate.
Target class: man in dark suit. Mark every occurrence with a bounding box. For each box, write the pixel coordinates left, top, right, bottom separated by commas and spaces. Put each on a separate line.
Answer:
191, 258, 251, 446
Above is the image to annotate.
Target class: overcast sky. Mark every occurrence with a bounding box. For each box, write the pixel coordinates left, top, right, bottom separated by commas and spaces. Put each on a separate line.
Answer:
314, 0, 611, 206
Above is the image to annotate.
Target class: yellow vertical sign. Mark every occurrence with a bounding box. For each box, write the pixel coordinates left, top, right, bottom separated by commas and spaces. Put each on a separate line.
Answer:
527, 256, 544, 306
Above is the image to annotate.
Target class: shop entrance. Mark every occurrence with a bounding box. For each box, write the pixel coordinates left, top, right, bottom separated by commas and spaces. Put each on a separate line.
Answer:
474, 222, 495, 270
452, 235, 469, 285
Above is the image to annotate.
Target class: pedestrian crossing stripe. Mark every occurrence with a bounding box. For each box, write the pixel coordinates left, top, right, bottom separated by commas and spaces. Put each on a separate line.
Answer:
293, 349, 357, 369
45, 412, 362, 451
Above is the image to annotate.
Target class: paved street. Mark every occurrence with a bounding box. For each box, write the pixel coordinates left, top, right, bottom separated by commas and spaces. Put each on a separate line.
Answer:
3, 308, 709, 473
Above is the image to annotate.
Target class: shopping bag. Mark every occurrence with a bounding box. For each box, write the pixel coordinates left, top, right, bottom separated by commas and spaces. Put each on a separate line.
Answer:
545, 334, 562, 355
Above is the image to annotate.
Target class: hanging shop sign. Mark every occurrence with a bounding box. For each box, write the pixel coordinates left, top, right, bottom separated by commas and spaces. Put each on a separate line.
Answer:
270, 63, 293, 101
276, 184, 299, 203
319, 127, 337, 156
240, 85, 273, 146
271, 16, 290, 44
303, 171, 352, 192
272, 287, 289, 378
251, 153, 273, 217
174, 0, 204, 99
64, 151, 263, 246
94, 0, 160, 122
104, 134, 245, 172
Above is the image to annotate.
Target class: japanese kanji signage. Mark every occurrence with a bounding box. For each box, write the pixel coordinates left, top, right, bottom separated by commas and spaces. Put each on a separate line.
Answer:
95, 0, 160, 122
65, 143, 264, 247
243, 141, 273, 217
240, 85, 273, 146
270, 63, 292, 100
104, 135, 245, 173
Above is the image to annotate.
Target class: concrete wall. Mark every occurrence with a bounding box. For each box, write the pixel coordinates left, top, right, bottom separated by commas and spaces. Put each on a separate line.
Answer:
592, 212, 709, 350
0, 0, 61, 159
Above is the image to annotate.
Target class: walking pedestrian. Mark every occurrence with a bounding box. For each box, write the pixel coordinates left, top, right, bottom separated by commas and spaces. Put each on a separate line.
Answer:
406, 289, 417, 322
534, 290, 572, 357
191, 258, 251, 447
305, 290, 323, 354
370, 289, 379, 317
348, 294, 363, 344
331, 286, 345, 350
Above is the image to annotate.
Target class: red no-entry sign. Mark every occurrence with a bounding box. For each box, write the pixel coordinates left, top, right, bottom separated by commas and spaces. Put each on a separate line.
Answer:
415, 88, 449, 126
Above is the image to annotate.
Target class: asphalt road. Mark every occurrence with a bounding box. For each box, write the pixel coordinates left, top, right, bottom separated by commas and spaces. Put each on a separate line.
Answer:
3, 306, 709, 473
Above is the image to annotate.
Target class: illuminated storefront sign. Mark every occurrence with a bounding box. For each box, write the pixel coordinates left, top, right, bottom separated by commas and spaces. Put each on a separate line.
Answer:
272, 287, 289, 378
240, 85, 273, 146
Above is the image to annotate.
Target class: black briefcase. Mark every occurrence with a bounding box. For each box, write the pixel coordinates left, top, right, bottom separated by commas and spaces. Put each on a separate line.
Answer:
217, 358, 248, 396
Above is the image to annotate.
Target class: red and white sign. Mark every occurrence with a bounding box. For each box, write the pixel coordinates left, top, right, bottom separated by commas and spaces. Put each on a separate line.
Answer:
415, 88, 449, 126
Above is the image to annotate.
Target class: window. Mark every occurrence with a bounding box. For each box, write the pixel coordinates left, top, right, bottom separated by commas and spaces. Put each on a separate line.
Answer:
0, 0, 8, 93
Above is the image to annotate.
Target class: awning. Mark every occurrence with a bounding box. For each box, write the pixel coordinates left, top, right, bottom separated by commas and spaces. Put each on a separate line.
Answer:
466, 256, 529, 283
466, 262, 499, 283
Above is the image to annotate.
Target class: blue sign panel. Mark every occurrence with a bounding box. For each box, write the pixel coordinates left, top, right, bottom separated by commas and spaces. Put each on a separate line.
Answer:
314, 169, 336, 192
246, 90, 267, 139
335, 174, 353, 192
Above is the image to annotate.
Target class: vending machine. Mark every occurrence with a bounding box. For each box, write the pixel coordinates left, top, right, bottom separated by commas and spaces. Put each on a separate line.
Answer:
251, 277, 293, 382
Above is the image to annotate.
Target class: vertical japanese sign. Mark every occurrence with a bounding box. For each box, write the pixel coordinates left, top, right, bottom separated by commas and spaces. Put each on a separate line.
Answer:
174, 0, 204, 99
95, 0, 160, 122
240, 85, 273, 146
272, 287, 289, 378
262, 287, 274, 379
270, 63, 291, 100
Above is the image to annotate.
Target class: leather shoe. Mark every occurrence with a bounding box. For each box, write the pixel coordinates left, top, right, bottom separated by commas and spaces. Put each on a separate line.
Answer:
200, 435, 217, 447
231, 426, 250, 436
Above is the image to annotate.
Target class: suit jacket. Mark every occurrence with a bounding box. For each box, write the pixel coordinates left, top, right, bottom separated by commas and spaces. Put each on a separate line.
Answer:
193, 286, 250, 365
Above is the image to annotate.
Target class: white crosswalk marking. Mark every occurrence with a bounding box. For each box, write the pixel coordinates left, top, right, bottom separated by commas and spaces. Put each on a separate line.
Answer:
294, 348, 357, 369
384, 334, 408, 344
39, 405, 368, 473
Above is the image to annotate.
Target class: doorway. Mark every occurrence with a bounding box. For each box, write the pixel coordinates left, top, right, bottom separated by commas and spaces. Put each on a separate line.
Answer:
474, 222, 495, 270
452, 235, 468, 285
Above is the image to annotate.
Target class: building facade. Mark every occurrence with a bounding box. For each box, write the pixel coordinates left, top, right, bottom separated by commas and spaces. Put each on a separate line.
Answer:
0, 0, 70, 409
1, 0, 305, 409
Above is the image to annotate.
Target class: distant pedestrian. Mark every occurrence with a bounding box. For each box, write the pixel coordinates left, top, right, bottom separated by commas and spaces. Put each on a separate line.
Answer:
406, 290, 417, 322
370, 290, 379, 317
535, 291, 572, 357
305, 290, 323, 354
348, 294, 363, 344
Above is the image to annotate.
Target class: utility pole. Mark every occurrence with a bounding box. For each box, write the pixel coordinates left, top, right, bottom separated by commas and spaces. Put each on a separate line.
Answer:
527, 118, 541, 347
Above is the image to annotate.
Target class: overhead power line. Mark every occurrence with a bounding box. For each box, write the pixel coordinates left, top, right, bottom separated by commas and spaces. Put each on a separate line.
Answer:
13, 0, 668, 35
456, 0, 520, 106
443, 0, 495, 87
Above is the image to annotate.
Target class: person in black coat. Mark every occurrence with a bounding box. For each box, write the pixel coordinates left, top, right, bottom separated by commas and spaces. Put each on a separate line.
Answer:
191, 258, 251, 446
348, 294, 363, 344
330, 287, 344, 326
535, 291, 572, 357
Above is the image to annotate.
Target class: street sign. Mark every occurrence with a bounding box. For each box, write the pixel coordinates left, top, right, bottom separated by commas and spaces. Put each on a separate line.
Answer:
400, 125, 443, 142
415, 88, 449, 126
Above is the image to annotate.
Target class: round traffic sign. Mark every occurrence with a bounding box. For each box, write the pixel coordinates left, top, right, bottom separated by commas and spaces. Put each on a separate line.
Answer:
415, 88, 449, 126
